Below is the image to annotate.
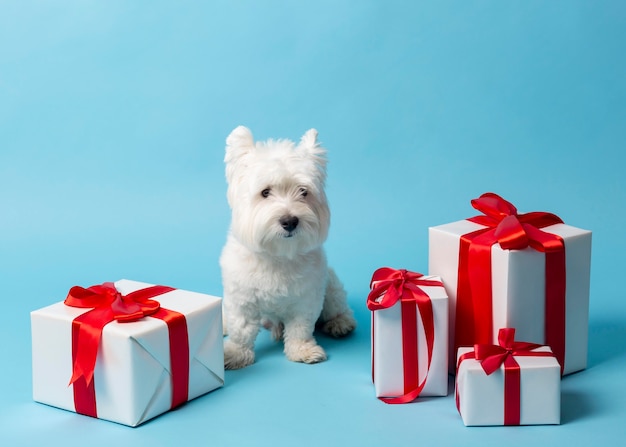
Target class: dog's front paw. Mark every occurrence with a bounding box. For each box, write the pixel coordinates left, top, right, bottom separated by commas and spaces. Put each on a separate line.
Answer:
285, 340, 327, 364
224, 340, 255, 370
321, 312, 357, 338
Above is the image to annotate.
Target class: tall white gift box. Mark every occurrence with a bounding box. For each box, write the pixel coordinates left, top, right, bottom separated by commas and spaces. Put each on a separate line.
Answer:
368, 268, 448, 403
429, 193, 591, 375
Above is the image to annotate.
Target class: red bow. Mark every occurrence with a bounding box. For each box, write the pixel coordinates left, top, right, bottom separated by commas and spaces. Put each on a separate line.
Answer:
469, 192, 564, 250
474, 328, 547, 375
367, 268, 442, 311
64, 282, 175, 386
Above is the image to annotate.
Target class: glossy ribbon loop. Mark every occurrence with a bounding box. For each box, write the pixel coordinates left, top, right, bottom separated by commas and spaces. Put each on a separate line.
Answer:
493, 215, 528, 250
471, 192, 518, 219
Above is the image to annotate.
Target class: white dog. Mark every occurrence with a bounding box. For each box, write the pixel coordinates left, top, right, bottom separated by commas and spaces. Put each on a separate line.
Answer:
220, 126, 356, 369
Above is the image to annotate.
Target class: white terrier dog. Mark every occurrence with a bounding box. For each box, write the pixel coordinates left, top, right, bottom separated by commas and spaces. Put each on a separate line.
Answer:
220, 126, 356, 369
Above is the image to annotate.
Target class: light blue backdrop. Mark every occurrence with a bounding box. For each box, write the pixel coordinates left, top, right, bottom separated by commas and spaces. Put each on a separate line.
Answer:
2, 1, 624, 446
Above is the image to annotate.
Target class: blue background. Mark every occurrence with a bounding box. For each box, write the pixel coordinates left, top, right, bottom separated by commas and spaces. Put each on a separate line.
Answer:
2, 1, 625, 445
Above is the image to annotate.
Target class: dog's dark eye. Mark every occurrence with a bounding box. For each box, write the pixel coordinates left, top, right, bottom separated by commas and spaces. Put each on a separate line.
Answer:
261, 188, 271, 198
299, 188, 308, 198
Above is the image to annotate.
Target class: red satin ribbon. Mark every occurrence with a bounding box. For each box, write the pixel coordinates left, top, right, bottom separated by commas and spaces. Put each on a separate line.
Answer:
455, 192, 566, 374
64, 282, 189, 418
455, 328, 556, 425
368, 268, 442, 404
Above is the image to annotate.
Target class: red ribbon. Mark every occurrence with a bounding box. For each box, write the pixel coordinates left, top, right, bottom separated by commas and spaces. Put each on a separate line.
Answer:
367, 268, 442, 404
455, 192, 566, 374
64, 282, 190, 418
455, 328, 556, 425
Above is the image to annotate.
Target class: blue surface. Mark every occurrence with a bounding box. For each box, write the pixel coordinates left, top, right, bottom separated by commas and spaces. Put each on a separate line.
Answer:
2, 1, 625, 445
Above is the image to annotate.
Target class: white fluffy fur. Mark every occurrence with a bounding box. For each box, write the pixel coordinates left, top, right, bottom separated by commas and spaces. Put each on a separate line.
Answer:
220, 126, 356, 369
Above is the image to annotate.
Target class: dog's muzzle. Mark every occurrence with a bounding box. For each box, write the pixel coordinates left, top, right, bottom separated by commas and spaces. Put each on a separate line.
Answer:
279, 215, 299, 236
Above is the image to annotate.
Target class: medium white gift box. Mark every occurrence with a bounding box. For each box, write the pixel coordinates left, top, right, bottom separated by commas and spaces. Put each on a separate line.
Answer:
368, 269, 448, 402
31, 279, 224, 427
429, 193, 591, 375
455, 329, 561, 426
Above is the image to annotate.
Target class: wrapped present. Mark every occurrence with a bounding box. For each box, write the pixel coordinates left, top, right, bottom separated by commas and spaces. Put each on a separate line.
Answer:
455, 328, 561, 426
429, 192, 591, 375
31, 279, 224, 427
367, 268, 448, 403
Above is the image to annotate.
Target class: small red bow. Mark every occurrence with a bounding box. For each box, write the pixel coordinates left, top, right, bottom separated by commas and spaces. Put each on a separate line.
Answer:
367, 268, 442, 310
474, 328, 549, 375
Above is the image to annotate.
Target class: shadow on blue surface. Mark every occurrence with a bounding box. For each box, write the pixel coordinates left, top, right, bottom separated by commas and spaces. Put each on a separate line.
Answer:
587, 316, 626, 368
561, 390, 594, 425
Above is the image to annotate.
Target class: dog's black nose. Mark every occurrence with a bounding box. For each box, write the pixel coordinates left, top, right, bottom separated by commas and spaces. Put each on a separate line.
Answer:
279, 215, 299, 233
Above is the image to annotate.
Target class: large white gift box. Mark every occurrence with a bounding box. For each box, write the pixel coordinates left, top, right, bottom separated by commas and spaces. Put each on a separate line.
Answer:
31, 279, 224, 427
429, 193, 591, 375
455, 330, 561, 426
368, 269, 448, 402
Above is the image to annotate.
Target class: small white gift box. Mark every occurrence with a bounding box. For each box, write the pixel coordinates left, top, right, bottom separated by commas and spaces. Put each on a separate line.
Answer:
455, 328, 561, 426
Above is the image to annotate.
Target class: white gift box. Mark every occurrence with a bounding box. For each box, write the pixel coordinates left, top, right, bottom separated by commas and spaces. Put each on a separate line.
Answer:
455, 346, 561, 426
31, 279, 224, 427
429, 220, 591, 375
371, 275, 449, 400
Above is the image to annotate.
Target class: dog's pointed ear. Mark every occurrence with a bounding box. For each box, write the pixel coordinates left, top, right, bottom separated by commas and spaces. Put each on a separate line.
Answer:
298, 129, 328, 188
226, 126, 254, 160
298, 128, 327, 169
299, 128, 318, 149
225, 126, 254, 184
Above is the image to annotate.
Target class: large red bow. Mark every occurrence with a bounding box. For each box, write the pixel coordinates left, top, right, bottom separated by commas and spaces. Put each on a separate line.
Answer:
65, 282, 175, 386
368, 268, 442, 404
469, 192, 564, 250
456, 192, 567, 374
